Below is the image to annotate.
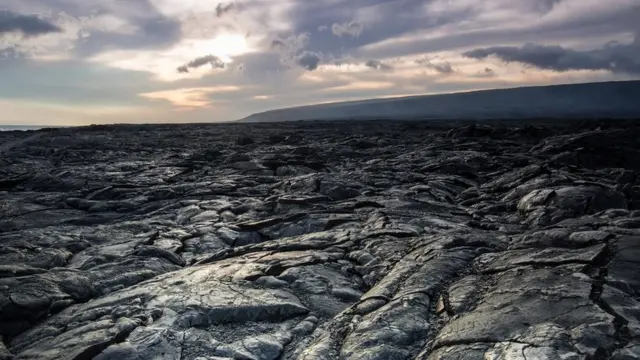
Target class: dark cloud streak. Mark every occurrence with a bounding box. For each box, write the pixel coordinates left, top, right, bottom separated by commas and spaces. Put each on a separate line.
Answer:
358, 4, 639, 60
463, 38, 640, 74
215, 2, 236, 17
415, 58, 455, 74
177, 55, 226, 73
0, 10, 61, 36
365, 59, 393, 71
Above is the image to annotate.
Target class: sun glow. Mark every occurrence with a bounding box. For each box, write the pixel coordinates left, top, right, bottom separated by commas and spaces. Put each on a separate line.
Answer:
90, 33, 252, 81
139, 86, 242, 108
192, 34, 250, 62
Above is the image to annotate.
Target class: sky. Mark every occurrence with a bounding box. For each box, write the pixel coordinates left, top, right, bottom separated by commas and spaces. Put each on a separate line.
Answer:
0, 0, 639, 125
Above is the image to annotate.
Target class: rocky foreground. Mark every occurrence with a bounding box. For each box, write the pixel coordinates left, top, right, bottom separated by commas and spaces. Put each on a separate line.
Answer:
1, 119, 640, 360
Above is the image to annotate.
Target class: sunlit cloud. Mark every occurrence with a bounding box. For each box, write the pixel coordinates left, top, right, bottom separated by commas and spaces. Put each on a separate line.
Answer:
89, 34, 253, 81
139, 86, 242, 108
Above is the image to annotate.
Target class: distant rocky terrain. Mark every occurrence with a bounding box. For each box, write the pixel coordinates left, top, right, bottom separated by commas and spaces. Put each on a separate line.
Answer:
1, 118, 640, 360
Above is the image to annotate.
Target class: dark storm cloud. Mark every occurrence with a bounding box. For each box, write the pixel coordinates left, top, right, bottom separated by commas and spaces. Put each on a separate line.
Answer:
0, 10, 61, 36
364, 59, 393, 71
415, 58, 455, 74
463, 37, 640, 74
177, 55, 226, 73
295, 51, 321, 71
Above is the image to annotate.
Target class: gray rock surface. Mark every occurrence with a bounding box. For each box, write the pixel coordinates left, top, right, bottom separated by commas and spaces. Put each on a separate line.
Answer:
1, 119, 640, 359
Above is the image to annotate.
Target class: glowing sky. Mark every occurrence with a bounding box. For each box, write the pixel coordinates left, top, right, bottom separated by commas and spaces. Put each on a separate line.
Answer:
1, 0, 639, 125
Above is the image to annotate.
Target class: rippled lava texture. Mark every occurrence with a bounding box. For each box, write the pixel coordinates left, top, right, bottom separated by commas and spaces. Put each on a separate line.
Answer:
1, 119, 640, 360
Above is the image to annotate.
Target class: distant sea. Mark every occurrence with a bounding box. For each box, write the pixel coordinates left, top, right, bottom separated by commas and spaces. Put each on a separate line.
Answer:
0, 125, 58, 132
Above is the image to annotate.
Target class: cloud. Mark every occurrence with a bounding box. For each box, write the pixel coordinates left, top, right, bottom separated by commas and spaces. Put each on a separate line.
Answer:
215, 2, 237, 18
232, 52, 289, 81
270, 39, 287, 49
534, 0, 561, 13
463, 38, 640, 74
74, 14, 182, 57
415, 58, 455, 74
271, 33, 310, 52
0, 10, 61, 36
331, 21, 363, 38
177, 55, 226, 73
0, 1, 184, 60
2, 0, 640, 126
295, 50, 321, 71
365, 59, 393, 71
468, 67, 496, 78
356, 1, 640, 61
0, 46, 23, 61
286, 0, 447, 56
269, 33, 323, 71
331, 56, 360, 67
140, 86, 241, 108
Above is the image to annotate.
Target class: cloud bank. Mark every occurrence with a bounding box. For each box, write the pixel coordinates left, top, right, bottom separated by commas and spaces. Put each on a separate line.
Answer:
464, 35, 640, 74
0, 0, 639, 125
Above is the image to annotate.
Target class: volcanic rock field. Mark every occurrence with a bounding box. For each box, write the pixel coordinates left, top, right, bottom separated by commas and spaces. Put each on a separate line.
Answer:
1, 119, 640, 360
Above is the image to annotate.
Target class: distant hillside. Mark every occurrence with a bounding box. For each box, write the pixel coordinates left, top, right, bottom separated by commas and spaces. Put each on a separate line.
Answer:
238, 80, 640, 123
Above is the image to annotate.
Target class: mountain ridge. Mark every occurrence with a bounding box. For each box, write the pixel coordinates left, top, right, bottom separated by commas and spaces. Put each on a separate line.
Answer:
238, 80, 640, 123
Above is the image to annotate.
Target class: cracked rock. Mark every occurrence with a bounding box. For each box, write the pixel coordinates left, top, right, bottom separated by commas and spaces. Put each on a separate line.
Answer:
2, 119, 640, 360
